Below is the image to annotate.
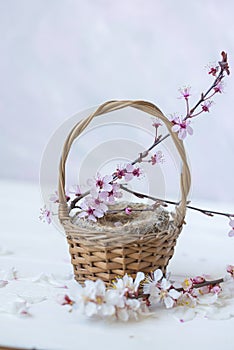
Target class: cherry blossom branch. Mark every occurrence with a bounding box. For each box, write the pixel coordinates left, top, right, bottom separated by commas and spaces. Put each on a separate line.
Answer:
70, 134, 170, 210
138, 277, 225, 300
59, 266, 234, 321
120, 185, 234, 219
175, 278, 224, 292
185, 51, 230, 119
59, 51, 231, 225
69, 53, 229, 212
130, 134, 170, 166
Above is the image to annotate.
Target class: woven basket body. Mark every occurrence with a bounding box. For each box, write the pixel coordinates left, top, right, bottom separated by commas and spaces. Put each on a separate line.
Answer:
58, 100, 191, 285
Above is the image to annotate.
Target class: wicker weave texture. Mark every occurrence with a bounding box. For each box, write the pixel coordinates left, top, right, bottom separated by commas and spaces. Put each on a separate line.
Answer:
67, 225, 181, 284
58, 100, 191, 284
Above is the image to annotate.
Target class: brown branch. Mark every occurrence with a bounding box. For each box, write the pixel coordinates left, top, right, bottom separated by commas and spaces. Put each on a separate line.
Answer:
175, 278, 224, 292
186, 51, 229, 118
121, 185, 234, 218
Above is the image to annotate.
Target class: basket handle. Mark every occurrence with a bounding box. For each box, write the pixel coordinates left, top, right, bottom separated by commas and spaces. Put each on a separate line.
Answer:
58, 100, 191, 227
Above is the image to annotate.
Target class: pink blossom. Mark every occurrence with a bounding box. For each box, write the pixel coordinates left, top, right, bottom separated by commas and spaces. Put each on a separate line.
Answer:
192, 276, 205, 284
125, 164, 142, 181
70, 185, 82, 197
210, 285, 222, 294
207, 65, 219, 76
228, 219, 234, 237
150, 151, 164, 165
177, 291, 197, 308
88, 173, 113, 195
49, 190, 70, 203
168, 114, 181, 124
201, 100, 213, 112
39, 206, 52, 224
199, 283, 221, 295
178, 86, 191, 100
214, 81, 224, 94
181, 278, 193, 291
78, 197, 106, 222
152, 120, 162, 128
99, 183, 123, 204
49, 191, 59, 203
227, 264, 234, 276
125, 207, 132, 215
114, 166, 126, 179
93, 198, 108, 212
114, 164, 142, 182
199, 285, 211, 295
171, 117, 193, 140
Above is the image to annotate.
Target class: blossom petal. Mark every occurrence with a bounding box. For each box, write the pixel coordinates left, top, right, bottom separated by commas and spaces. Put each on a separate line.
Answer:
178, 129, 187, 140
164, 296, 174, 309
168, 289, 182, 300
103, 183, 113, 192
95, 279, 106, 296
88, 214, 97, 222
161, 278, 171, 290
103, 175, 113, 183
101, 303, 115, 316
153, 269, 163, 282
126, 164, 134, 172
171, 124, 180, 132
78, 212, 88, 219
124, 173, 134, 182
187, 125, 193, 135
85, 302, 97, 317
134, 272, 145, 291
93, 209, 104, 218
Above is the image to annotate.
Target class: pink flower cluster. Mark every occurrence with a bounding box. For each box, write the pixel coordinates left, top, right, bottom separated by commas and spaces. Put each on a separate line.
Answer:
170, 52, 229, 140
114, 164, 142, 182
143, 270, 222, 310
39, 206, 52, 224
169, 115, 193, 140
78, 165, 142, 222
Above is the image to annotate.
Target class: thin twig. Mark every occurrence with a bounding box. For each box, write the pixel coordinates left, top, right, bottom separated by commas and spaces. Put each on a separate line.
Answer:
175, 278, 224, 292
121, 185, 234, 218
187, 69, 224, 118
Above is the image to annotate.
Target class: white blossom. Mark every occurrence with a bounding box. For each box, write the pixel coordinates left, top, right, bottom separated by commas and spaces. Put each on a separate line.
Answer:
113, 272, 145, 295
144, 269, 181, 308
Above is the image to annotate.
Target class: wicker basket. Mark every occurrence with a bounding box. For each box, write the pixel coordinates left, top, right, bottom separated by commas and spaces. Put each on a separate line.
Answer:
58, 100, 191, 285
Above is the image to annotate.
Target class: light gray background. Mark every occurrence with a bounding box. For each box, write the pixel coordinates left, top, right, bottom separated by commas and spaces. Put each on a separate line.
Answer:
1, 0, 233, 202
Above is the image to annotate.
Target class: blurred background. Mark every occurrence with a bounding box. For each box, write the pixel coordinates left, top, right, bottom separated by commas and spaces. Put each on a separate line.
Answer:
0, 0, 233, 203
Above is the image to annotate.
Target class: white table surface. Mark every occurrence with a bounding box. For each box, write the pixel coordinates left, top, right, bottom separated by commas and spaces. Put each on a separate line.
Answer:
0, 180, 234, 350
